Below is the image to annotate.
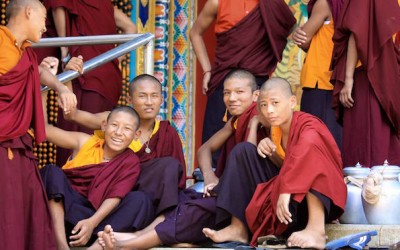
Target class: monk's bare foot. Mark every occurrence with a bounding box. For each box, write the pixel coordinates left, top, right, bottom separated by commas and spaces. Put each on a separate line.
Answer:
203, 226, 248, 244
287, 228, 326, 249
97, 225, 116, 250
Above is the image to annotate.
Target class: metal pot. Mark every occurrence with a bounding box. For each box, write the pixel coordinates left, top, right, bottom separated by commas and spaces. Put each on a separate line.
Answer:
362, 160, 400, 224
340, 163, 370, 224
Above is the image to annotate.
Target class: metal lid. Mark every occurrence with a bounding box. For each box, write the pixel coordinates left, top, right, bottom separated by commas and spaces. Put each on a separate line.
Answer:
343, 162, 371, 178
371, 160, 400, 179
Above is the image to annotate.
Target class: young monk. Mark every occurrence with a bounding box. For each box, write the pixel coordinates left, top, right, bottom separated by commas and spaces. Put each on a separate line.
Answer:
0, 0, 76, 248
64, 74, 186, 216
198, 69, 260, 192
41, 105, 154, 249
245, 78, 346, 249
89, 69, 262, 250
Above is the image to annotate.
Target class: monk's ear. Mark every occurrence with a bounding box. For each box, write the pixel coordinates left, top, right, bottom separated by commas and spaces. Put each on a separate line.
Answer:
126, 94, 132, 105
252, 90, 260, 102
101, 120, 107, 132
134, 129, 141, 140
289, 95, 297, 110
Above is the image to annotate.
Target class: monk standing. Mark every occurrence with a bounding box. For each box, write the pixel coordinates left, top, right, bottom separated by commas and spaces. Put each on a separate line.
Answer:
330, 0, 400, 167
189, 0, 296, 144
0, 0, 76, 248
245, 78, 346, 249
293, 0, 343, 149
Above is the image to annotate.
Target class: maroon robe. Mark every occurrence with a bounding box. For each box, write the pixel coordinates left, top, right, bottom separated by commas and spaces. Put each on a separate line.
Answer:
0, 48, 55, 248
246, 112, 346, 245
207, 0, 296, 95
136, 121, 187, 189
41, 0, 122, 105
215, 102, 258, 177
330, 0, 400, 166
64, 149, 140, 210
0, 48, 45, 143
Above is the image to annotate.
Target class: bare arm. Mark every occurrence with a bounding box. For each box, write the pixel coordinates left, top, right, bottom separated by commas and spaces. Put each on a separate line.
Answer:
65, 109, 110, 130
69, 198, 121, 247
52, 7, 68, 60
189, 0, 218, 94
197, 118, 233, 191
292, 0, 331, 51
340, 33, 357, 108
114, 6, 137, 34
38, 66, 77, 114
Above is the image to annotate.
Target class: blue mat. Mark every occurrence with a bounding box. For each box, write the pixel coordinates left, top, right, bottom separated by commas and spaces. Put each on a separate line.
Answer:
325, 230, 378, 250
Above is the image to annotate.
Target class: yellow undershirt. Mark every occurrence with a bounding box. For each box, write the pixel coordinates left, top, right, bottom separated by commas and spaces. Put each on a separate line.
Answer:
271, 126, 285, 160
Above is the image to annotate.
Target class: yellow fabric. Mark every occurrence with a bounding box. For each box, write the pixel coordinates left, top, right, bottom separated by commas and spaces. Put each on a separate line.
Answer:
233, 119, 238, 130
0, 26, 31, 75
94, 120, 161, 153
300, 20, 334, 90
271, 126, 285, 160
62, 134, 104, 169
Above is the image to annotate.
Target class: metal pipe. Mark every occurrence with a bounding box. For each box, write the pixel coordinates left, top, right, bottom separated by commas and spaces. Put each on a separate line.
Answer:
32, 34, 145, 47
144, 39, 154, 75
41, 33, 154, 92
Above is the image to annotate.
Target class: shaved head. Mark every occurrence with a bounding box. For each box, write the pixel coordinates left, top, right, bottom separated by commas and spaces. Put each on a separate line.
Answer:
224, 69, 258, 92
129, 74, 162, 96
6, 0, 43, 19
260, 77, 293, 97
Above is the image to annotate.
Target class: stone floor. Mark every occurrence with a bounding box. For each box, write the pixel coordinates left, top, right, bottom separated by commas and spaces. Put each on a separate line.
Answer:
71, 224, 400, 249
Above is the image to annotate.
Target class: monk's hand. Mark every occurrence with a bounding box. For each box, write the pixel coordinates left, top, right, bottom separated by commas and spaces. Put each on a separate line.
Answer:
69, 218, 96, 247
65, 55, 84, 74
292, 27, 307, 46
340, 77, 354, 108
203, 172, 219, 197
257, 137, 276, 158
202, 71, 211, 95
276, 193, 292, 225
40, 56, 59, 76
57, 85, 77, 115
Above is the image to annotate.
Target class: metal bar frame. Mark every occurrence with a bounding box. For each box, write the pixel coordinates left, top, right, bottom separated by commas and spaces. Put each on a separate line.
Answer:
37, 33, 154, 92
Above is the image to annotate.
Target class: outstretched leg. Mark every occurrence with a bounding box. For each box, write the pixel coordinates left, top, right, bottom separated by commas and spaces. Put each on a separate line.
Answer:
287, 192, 326, 249
48, 199, 70, 250
203, 216, 248, 244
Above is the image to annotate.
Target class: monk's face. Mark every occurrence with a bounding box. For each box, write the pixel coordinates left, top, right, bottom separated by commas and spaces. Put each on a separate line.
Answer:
102, 111, 139, 154
128, 80, 163, 120
223, 78, 259, 116
258, 88, 296, 128
26, 3, 47, 43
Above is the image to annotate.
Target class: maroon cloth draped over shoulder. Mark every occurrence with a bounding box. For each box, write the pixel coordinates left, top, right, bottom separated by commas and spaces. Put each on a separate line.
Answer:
207, 0, 296, 95
215, 103, 258, 177
330, 0, 400, 135
0, 48, 45, 143
63, 149, 140, 210
136, 121, 187, 189
246, 112, 346, 245
41, 0, 122, 104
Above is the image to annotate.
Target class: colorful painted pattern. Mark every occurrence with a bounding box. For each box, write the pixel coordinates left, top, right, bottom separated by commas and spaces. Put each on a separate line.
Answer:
136, 0, 195, 175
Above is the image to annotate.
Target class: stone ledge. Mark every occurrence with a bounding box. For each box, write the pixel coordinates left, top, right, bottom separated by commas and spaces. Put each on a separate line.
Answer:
326, 224, 400, 248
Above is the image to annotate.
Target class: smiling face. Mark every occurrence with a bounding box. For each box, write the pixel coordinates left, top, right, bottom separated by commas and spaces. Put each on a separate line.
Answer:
102, 110, 139, 155
128, 79, 163, 121
258, 80, 296, 131
223, 78, 259, 116
26, 2, 47, 43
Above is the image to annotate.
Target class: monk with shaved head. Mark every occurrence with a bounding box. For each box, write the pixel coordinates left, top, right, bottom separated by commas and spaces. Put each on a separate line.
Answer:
245, 77, 346, 249
0, 0, 77, 248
